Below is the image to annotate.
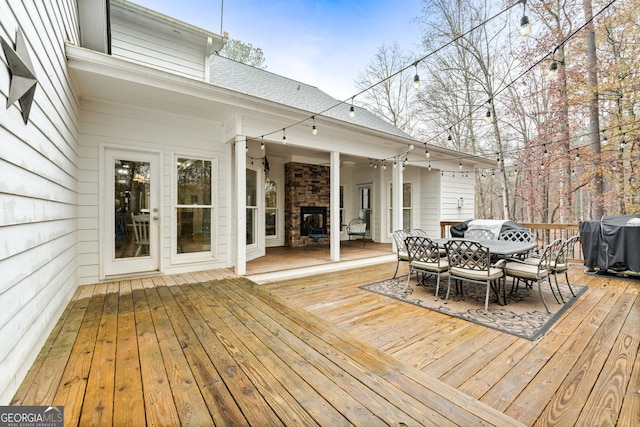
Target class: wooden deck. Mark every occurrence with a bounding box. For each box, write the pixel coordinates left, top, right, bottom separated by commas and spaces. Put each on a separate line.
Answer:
11, 260, 639, 426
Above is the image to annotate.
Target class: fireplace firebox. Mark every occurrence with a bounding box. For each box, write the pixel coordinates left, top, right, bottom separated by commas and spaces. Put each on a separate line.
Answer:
300, 206, 327, 236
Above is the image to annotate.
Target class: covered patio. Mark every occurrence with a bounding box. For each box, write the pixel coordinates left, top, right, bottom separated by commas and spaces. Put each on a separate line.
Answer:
12, 261, 638, 426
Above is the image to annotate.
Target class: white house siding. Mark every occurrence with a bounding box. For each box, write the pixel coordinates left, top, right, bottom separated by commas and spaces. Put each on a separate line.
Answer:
0, 0, 80, 404
440, 170, 475, 223
110, 19, 206, 81
419, 168, 441, 237
77, 100, 230, 284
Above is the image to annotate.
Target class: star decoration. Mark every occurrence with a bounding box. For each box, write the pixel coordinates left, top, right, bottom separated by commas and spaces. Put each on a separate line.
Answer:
1, 28, 38, 124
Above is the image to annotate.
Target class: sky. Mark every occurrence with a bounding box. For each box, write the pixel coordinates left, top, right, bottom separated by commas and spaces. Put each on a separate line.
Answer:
131, 0, 425, 100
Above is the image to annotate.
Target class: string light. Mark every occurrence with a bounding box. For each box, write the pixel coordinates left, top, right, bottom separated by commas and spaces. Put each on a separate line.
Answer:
282, 128, 287, 144
425, 144, 430, 159
413, 62, 420, 90
520, 0, 531, 36
260, 136, 264, 150
240, 0, 615, 177
549, 61, 559, 81
459, 159, 463, 170
485, 99, 492, 124
428, 161, 431, 171
312, 116, 317, 135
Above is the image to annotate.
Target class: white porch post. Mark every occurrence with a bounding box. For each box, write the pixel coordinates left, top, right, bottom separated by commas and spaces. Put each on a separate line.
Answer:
235, 136, 247, 275
330, 151, 340, 262
392, 156, 403, 244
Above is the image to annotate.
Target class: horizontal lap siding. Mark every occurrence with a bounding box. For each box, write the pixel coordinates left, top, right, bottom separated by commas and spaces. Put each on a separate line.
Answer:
440, 169, 475, 222
78, 100, 229, 285
419, 169, 440, 237
111, 21, 205, 80
0, 0, 80, 404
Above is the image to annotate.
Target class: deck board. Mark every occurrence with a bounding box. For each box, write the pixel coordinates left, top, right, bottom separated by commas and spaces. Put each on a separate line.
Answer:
10, 259, 638, 426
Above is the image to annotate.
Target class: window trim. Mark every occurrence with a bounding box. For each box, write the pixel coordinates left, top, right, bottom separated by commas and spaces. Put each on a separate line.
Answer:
171, 154, 218, 264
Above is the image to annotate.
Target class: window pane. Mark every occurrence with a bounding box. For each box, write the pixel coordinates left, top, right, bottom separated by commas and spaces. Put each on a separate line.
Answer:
246, 208, 255, 244
403, 183, 412, 208
361, 188, 370, 209
246, 169, 257, 207
403, 209, 412, 230
177, 159, 211, 205
265, 180, 277, 208
265, 209, 276, 236
177, 207, 211, 253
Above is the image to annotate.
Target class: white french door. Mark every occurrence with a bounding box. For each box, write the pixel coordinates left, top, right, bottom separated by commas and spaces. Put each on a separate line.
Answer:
103, 147, 161, 277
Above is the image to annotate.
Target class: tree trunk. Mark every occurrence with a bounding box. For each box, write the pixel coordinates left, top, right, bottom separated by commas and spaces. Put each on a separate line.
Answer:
583, 0, 604, 219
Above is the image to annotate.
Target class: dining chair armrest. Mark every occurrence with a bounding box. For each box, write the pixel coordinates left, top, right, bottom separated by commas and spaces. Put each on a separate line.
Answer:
492, 258, 508, 268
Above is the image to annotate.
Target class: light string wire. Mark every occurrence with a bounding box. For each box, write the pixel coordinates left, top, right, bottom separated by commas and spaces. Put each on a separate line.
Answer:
425, 119, 640, 175
411, 0, 621, 171
249, 0, 622, 176
250, 0, 524, 141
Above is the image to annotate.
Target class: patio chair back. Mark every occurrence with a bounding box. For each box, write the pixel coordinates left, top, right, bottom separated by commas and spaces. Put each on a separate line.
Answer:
464, 228, 495, 240
410, 229, 428, 237
499, 229, 536, 243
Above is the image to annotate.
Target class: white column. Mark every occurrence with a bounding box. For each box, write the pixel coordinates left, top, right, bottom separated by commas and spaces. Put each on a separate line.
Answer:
235, 136, 247, 275
392, 156, 403, 246
330, 151, 340, 262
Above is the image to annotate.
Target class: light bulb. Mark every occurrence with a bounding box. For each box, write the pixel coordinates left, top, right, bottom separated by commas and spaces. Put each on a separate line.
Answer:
312, 124, 317, 135
520, 15, 531, 36
485, 109, 492, 124
549, 61, 558, 81
413, 73, 420, 89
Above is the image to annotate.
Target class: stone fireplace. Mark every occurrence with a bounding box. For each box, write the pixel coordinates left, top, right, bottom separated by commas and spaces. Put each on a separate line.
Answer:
284, 162, 330, 247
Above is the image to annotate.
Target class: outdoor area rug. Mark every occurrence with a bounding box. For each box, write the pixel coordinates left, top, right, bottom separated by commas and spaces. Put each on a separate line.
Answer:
359, 275, 587, 340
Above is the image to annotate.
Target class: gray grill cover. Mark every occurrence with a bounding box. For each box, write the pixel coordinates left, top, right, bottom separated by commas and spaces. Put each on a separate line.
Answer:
580, 215, 640, 273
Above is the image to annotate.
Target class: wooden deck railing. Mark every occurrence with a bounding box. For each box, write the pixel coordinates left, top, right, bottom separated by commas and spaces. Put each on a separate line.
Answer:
440, 221, 583, 262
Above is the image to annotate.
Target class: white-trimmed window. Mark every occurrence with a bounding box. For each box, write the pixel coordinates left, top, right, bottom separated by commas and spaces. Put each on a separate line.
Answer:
176, 157, 213, 255
389, 182, 412, 233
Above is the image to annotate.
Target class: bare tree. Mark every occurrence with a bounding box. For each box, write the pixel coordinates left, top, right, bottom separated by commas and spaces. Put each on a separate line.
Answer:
354, 42, 420, 135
